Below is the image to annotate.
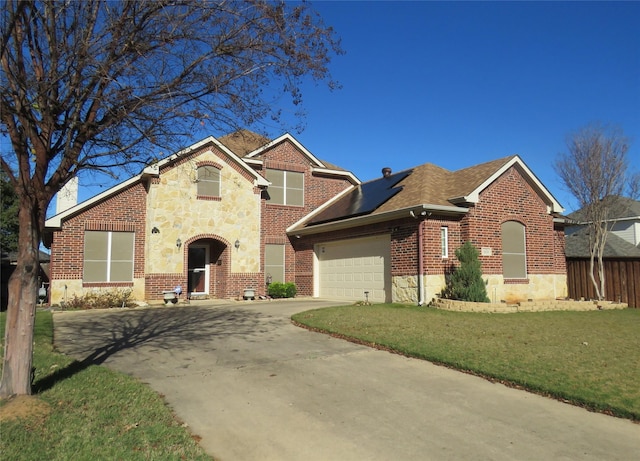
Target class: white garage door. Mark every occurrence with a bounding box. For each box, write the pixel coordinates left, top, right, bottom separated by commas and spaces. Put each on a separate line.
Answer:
317, 235, 391, 303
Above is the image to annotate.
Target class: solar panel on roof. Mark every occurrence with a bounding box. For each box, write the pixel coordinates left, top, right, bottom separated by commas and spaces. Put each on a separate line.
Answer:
307, 170, 412, 226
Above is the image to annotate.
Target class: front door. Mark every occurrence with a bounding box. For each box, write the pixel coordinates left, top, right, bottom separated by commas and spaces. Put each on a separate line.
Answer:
188, 245, 209, 295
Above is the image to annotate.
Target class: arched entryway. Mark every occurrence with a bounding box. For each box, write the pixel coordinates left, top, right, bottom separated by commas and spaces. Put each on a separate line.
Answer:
186, 237, 228, 299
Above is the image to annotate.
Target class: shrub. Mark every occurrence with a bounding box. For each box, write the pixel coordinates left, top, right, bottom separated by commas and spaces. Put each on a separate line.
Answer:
268, 282, 297, 298
62, 289, 135, 310
441, 241, 490, 303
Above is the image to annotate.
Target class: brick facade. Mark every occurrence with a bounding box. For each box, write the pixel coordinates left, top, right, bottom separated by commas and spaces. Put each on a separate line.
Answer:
46, 135, 353, 304
49, 182, 148, 302
293, 165, 566, 303
460, 165, 561, 277
45, 136, 566, 306
257, 141, 354, 294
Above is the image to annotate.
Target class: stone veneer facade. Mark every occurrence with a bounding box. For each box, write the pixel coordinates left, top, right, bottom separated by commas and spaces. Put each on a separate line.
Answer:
47, 137, 354, 304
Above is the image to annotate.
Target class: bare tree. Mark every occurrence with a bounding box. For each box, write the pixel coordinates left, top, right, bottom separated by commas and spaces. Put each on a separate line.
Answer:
555, 123, 638, 300
0, 0, 342, 397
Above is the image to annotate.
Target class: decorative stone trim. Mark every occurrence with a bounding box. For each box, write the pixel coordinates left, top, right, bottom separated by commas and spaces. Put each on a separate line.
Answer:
432, 298, 628, 313
83, 282, 134, 288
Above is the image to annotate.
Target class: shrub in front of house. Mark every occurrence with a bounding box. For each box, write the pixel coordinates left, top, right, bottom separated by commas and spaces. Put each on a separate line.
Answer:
268, 282, 297, 298
62, 289, 135, 310
441, 241, 490, 303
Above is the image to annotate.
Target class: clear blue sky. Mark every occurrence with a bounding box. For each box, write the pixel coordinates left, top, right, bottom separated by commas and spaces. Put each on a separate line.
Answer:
69, 0, 639, 214
265, 0, 640, 213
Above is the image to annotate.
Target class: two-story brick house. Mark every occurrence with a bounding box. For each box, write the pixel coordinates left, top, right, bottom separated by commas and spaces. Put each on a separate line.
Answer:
45, 131, 567, 305
44, 131, 358, 304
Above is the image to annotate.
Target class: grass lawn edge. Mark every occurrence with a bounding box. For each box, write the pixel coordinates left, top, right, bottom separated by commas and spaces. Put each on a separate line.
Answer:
291, 317, 640, 423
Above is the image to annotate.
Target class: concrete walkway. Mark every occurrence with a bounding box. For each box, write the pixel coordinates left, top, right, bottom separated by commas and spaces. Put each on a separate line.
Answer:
53, 300, 640, 461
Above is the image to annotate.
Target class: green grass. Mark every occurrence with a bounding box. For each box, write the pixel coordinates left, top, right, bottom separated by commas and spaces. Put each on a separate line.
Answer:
293, 304, 640, 421
0, 311, 213, 461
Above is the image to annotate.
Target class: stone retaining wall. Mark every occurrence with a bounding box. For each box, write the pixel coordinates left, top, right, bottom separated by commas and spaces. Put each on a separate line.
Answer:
432, 298, 628, 313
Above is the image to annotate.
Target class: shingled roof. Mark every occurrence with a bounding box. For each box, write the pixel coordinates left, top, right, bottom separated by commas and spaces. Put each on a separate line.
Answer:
568, 196, 640, 223
375, 156, 517, 213
218, 129, 270, 156
289, 155, 562, 234
565, 227, 640, 258
220, 130, 349, 173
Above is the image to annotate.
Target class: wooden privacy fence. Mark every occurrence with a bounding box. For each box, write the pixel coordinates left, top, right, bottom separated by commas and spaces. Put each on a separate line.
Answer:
566, 258, 640, 308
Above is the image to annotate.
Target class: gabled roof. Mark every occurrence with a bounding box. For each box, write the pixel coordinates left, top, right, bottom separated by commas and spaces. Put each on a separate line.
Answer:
288, 155, 563, 235
568, 196, 640, 223
45, 136, 270, 229
565, 227, 640, 258
242, 132, 360, 185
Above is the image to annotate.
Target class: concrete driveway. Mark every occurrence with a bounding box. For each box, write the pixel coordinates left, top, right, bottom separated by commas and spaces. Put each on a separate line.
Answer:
53, 300, 640, 461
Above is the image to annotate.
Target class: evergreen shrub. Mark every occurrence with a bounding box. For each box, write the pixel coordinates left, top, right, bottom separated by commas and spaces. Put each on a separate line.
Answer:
441, 241, 490, 303
268, 282, 297, 298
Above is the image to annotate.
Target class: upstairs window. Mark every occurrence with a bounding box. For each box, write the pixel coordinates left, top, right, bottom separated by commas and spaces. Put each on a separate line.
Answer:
197, 165, 221, 197
266, 169, 304, 206
84, 231, 134, 282
501, 221, 527, 279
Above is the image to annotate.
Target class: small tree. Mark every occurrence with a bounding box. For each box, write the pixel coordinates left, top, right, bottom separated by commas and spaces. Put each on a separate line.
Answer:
555, 123, 639, 300
442, 241, 489, 303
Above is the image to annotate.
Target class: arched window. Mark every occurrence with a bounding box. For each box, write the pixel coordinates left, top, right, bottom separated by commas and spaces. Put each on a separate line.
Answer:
501, 221, 526, 279
197, 165, 220, 197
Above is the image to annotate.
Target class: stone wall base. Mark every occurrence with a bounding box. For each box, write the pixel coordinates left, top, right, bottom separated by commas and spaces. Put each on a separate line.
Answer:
433, 298, 628, 313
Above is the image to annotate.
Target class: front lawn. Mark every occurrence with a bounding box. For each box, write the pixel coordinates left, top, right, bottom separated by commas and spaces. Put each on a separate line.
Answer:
293, 304, 640, 420
0, 311, 213, 461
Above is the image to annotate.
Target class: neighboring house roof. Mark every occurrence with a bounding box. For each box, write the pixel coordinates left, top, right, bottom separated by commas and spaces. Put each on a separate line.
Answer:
45, 136, 271, 229
288, 155, 563, 235
568, 196, 640, 223
565, 226, 640, 258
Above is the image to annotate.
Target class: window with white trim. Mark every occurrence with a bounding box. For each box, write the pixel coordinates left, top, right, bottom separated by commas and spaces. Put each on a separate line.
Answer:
197, 165, 221, 197
265, 244, 285, 283
440, 227, 449, 258
501, 221, 527, 278
83, 231, 134, 282
266, 169, 304, 206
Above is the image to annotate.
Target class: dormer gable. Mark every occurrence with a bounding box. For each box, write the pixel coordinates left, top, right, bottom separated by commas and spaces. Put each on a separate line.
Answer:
243, 133, 359, 185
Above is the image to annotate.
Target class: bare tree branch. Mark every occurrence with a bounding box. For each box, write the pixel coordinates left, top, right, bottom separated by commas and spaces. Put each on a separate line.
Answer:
554, 122, 636, 300
0, 0, 342, 397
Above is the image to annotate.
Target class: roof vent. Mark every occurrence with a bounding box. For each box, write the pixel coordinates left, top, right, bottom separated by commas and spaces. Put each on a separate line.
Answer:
382, 167, 392, 178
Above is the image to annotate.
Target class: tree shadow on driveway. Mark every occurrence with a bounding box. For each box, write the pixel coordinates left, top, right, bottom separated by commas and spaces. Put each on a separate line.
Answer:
35, 305, 279, 393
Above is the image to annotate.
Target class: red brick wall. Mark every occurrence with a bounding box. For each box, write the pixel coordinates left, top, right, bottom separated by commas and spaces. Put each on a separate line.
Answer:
290, 165, 565, 297
255, 140, 354, 291
422, 217, 463, 275
291, 218, 421, 296
459, 165, 562, 277
50, 182, 147, 285
49, 138, 355, 301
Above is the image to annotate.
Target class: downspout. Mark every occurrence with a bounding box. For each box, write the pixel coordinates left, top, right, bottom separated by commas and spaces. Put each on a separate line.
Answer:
418, 218, 425, 306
